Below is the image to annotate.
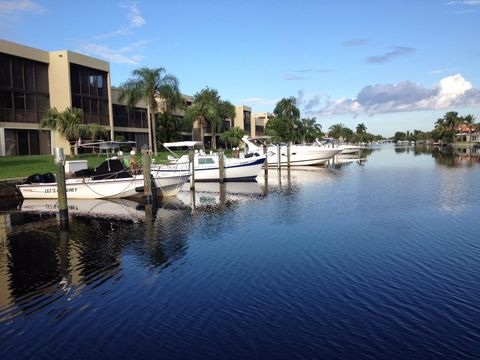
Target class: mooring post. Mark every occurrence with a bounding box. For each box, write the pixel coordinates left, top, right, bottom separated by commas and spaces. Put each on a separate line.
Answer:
218, 150, 225, 183
189, 150, 196, 191
277, 144, 281, 170
54, 148, 68, 230
287, 142, 291, 169
263, 144, 268, 177
142, 148, 153, 204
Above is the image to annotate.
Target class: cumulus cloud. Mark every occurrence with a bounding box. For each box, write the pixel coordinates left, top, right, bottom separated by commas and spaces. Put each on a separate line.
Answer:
366, 47, 416, 64
79, 40, 147, 65
340, 38, 369, 47
301, 74, 480, 117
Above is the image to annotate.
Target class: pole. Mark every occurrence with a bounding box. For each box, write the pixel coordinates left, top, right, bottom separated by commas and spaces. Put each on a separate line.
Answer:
189, 150, 196, 191
142, 148, 153, 204
277, 144, 281, 170
287, 142, 291, 169
218, 150, 225, 183
54, 148, 68, 230
263, 144, 268, 176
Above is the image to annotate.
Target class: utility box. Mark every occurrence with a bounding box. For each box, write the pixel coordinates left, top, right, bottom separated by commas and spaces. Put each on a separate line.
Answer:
65, 160, 88, 174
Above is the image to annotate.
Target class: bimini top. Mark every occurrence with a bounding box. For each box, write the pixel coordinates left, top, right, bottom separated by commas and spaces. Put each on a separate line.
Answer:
163, 141, 203, 148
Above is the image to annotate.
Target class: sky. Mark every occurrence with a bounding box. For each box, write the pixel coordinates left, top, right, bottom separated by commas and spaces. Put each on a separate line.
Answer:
1, 0, 479, 137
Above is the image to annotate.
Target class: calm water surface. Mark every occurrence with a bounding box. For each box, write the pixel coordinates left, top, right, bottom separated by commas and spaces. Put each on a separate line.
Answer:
1, 146, 480, 359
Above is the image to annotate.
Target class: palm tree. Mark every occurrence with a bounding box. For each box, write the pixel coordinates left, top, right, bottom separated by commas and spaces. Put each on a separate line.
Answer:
271, 97, 301, 143
300, 118, 323, 143
356, 123, 367, 134
328, 123, 346, 140
273, 97, 300, 121
184, 87, 235, 149
119, 67, 180, 156
40, 107, 107, 155
462, 114, 476, 141
220, 127, 246, 149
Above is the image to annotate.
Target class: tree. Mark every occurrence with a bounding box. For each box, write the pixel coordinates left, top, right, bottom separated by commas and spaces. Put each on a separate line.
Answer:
119, 67, 180, 156
40, 107, 107, 155
184, 87, 235, 149
328, 123, 346, 140
273, 97, 300, 121
299, 118, 323, 143
220, 127, 246, 149
462, 114, 476, 139
267, 97, 301, 142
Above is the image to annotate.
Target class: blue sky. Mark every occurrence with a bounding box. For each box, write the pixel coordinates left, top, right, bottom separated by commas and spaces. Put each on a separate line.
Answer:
1, 0, 479, 136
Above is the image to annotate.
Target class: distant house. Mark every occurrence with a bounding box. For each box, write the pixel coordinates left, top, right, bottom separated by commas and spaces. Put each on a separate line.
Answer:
456, 124, 479, 143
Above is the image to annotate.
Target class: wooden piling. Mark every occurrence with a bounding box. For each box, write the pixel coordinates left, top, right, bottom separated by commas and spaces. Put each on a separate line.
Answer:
142, 149, 153, 204
287, 142, 291, 169
277, 144, 281, 170
218, 150, 225, 183
263, 144, 268, 176
54, 148, 68, 230
189, 150, 195, 191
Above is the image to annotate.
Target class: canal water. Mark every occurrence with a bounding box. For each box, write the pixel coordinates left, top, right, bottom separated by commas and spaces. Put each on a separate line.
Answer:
1, 146, 480, 359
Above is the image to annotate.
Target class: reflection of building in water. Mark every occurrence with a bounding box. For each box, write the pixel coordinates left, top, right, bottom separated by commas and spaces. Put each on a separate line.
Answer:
0, 214, 13, 308
0, 204, 192, 320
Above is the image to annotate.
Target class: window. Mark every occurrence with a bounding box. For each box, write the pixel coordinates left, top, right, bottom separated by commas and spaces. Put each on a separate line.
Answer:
70, 64, 109, 123
24, 62, 34, 90
0, 53, 11, 87
0, 54, 49, 123
34, 63, 49, 93
198, 158, 215, 165
12, 58, 23, 89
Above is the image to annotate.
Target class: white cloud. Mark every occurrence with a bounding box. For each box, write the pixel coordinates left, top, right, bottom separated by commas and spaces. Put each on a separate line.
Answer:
446, 1, 480, 5
96, 2, 145, 39
79, 41, 147, 65
0, 0, 44, 14
237, 97, 279, 106
121, 1, 146, 28
301, 74, 480, 117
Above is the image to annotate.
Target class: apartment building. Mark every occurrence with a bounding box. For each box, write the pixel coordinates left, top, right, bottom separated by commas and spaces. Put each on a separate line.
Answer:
0, 39, 117, 156
0, 39, 262, 156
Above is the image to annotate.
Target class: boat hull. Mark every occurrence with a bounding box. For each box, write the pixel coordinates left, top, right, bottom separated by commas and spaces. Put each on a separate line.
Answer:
154, 155, 266, 182
17, 176, 144, 199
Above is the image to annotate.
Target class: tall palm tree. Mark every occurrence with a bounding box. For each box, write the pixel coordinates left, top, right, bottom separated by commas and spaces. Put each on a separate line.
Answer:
41, 107, 107, 155
328, 123, 346, 140
300, 118, 322, 143
356, 123, 367, 134
119, 67, 180, 156
462, 114, 476, 140
184, 87, 235, 149
273, 97, 300, 121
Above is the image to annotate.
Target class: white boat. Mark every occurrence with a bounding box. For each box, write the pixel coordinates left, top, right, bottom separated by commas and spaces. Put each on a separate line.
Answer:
242, 136, 341, 167
314, 139, 365, 155
17, 159, 190, 199
153, 141, 266, 182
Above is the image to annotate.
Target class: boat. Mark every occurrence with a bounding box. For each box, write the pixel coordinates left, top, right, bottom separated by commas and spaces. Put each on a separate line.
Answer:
152, 141, 266, 182
17, 157, 190, 200
242, 136, 341, 167
314, 139, 365, 155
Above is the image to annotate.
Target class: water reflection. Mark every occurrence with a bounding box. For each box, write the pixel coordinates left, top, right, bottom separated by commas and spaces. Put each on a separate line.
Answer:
0, 197, 194, 323
411, 145, 480, 168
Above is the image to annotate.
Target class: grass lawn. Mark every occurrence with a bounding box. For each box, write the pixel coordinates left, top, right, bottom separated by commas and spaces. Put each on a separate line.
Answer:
0, 149, 232, 180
